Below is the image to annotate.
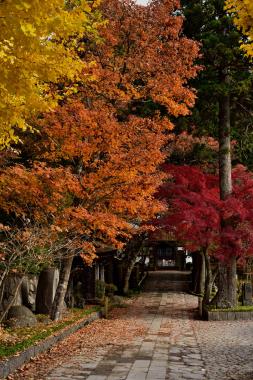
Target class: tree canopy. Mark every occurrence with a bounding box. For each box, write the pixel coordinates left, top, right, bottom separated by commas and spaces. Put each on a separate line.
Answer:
226, 0, 253, 57
157, 164, 253, 263
0, 0, 102, 146
0, 0, 200, 262
179, 0, 253, 169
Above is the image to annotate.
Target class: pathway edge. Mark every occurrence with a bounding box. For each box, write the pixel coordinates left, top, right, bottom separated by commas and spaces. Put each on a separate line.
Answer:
0, 311, 101, 379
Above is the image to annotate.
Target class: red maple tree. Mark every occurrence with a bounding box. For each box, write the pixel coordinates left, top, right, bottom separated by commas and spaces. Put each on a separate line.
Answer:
156, 164, 253, 304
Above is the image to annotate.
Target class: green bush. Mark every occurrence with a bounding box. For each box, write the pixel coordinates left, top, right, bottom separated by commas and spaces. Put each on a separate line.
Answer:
105, 283, 117, 296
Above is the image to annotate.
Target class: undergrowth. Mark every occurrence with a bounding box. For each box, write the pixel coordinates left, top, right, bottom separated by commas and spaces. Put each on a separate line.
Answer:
0, 306, 100, 359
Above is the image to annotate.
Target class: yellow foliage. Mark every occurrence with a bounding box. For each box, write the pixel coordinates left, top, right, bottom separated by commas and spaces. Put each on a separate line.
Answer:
0, 0, 102, 146
226, 0, 253, 57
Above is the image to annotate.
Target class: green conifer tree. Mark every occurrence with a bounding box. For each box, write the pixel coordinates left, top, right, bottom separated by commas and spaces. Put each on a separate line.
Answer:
180, 0, 253, 307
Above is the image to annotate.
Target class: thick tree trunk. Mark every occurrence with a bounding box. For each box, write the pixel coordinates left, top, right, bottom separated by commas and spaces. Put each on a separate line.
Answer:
50, 256, 73, 321
215, 72, 237, 308
212, 257, 237, 308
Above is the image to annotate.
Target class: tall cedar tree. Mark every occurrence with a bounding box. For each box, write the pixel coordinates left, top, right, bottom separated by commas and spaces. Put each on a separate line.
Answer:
0, 0, 200, 320
179, 0, 253, 307
180, 0, 253, 169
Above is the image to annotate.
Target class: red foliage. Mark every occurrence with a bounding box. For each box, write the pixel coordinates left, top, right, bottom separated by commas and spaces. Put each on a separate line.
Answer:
156, 164, 253, 263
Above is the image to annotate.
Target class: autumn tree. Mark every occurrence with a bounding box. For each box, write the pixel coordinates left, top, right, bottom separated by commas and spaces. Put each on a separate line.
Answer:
0, 103, 168, 319
226, 0, 253, 57
0, 164, 81, 320
34, 101, 169, 319
77, 0, 200, 119
0, 0, 200, 319
0, 0, 102, 146
179, 0, 253, 307
70, 0, 201, 295
180, 0, 253, 166
157, 164, 253, 306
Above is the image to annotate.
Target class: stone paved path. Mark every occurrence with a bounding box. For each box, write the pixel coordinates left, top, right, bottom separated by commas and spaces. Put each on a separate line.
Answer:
46, 292, 207, 380
143, 271, 192, 292
44, 289, 253, 380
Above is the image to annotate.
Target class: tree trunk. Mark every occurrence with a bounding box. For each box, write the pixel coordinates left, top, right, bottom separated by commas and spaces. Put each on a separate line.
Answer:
215, 71, 237, 308
0, 268, 9, 292
122, 235, 146, 295
227, 255, 237, 305
191, 252, 203, 294
219, 84, 232, 201
199, 251, 205, 297
203, 250, 212, 306
0, 281, 5, 308
50, 256, 73, 321
123, 257, 136, 295
211, 257, 237, 308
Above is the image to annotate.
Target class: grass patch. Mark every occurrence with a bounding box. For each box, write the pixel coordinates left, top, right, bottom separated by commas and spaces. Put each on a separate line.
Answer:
205, 304, 253, 312
0, 306, 100, 359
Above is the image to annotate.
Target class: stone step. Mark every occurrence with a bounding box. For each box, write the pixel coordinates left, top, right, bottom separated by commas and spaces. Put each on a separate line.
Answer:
142, 270, 192, 292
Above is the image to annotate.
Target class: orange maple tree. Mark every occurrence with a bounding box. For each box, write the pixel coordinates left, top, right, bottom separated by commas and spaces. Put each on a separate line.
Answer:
81, 0, 200, 114
13, 0, 201, 251
0, 0, 200, 319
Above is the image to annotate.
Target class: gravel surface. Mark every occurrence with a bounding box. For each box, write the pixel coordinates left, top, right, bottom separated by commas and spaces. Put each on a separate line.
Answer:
194, 317, 253, 380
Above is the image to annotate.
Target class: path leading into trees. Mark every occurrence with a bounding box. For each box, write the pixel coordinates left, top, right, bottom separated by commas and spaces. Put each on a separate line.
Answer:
142, 270, 192, 292
10, 271, 253, 380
